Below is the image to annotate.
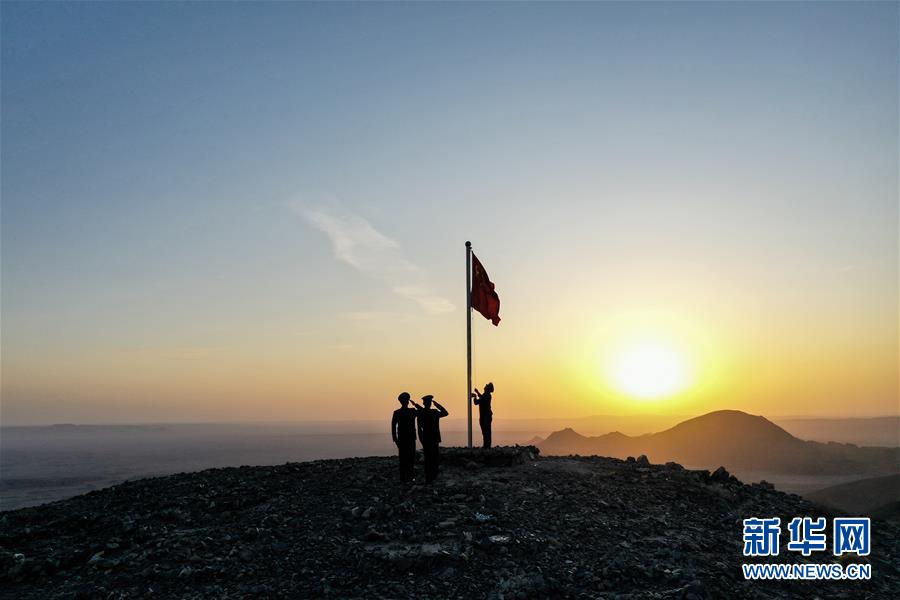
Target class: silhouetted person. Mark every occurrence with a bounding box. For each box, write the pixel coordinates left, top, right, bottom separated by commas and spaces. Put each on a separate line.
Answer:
472, 382, 494, 448
392, 392, 418, 482
415, 395, 448, 483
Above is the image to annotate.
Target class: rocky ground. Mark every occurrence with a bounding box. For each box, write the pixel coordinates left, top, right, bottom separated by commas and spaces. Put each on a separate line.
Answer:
1, 447, 897, 599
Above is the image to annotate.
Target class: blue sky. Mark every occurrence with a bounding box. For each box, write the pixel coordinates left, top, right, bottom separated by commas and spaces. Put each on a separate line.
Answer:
2, 2, 897, 423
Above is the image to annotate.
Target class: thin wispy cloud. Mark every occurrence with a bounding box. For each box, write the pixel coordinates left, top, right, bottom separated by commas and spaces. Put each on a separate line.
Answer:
296, 205, 455, 315
392, 285, 455, 315
341, 310, 422, 333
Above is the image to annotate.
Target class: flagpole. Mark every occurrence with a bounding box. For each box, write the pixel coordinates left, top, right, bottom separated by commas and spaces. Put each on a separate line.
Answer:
465, 240, 473, 449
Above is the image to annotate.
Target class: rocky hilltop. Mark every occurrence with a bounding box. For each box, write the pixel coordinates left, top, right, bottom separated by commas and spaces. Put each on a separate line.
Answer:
1, 447, 897, 599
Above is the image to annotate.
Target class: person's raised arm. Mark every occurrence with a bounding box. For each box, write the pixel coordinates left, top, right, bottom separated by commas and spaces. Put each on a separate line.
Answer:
472, 389, 481, 405
433, 401, 449, 418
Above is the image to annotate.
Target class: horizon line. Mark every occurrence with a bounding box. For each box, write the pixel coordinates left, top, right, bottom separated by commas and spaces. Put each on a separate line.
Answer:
3, 412, 899, 428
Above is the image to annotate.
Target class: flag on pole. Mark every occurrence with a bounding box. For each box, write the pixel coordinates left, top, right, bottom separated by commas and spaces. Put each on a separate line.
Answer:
471, 253, 501, 326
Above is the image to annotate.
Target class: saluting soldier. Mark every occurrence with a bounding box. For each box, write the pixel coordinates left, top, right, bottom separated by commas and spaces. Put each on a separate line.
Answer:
391, 392, 418, 481
415, 395, 448, 483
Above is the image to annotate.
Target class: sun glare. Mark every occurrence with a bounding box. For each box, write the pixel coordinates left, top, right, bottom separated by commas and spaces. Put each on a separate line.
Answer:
606, 339, 692, 400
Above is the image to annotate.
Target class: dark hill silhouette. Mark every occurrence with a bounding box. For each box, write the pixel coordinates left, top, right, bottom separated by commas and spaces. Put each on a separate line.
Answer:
540, 410, 900, 475
806, 474, 900, 516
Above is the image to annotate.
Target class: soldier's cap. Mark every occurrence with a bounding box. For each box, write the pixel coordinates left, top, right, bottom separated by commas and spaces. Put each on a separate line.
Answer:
398, 392, 411, 401
421, 394, 434, 402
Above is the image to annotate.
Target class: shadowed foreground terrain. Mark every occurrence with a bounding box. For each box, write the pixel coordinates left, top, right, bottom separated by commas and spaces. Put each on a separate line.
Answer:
1, 447, 897, 599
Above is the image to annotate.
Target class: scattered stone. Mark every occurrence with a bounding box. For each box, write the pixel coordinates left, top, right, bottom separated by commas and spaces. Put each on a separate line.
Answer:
0, 449, 896, 598
709, 466, 733, 483
365, 530, 388, 542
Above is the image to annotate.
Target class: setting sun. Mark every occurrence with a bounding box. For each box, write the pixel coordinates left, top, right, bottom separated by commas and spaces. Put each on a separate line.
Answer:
606, 339, 693, 400
587, 311, 705, 405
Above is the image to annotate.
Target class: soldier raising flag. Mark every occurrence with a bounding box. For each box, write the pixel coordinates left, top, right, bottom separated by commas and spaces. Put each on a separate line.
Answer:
465, 242, 501, 448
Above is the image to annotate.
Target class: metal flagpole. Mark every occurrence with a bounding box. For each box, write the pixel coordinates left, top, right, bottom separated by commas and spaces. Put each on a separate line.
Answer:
465, 241, 473, 449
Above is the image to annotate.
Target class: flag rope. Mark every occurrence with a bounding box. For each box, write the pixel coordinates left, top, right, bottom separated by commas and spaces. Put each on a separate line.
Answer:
471, 311, 476, 401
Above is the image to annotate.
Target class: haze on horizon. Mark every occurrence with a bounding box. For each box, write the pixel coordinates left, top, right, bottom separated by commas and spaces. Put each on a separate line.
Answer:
2, 2, 897, 426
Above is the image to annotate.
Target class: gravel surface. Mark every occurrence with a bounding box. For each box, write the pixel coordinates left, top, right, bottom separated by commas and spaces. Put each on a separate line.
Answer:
1, 447, 897, 599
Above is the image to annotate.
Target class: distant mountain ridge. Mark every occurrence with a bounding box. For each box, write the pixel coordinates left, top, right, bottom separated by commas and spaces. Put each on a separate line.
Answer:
539, 410, 900, 475
773, 416, 900, 447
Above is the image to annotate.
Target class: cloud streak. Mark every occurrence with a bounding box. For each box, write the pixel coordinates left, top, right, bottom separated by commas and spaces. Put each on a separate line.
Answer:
298, 206, 455, 315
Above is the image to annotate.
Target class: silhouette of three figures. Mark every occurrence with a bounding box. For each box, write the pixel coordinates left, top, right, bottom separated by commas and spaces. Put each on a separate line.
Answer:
391, 383, 494, 482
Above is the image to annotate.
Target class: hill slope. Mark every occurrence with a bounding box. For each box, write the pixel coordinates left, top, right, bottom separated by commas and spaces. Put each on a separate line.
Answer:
540, 410, 900, 475
1, 448, 898, 598
806, 474, 900, 516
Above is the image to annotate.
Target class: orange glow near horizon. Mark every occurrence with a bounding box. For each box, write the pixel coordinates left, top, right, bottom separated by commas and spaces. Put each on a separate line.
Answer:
3, 294, 898, 425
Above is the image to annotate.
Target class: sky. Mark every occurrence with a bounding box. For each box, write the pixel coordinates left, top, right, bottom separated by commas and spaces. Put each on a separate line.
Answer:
2, 2, 897, 425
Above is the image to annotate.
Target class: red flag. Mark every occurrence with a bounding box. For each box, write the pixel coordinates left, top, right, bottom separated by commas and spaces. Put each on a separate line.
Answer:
471, 253, 501, 326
